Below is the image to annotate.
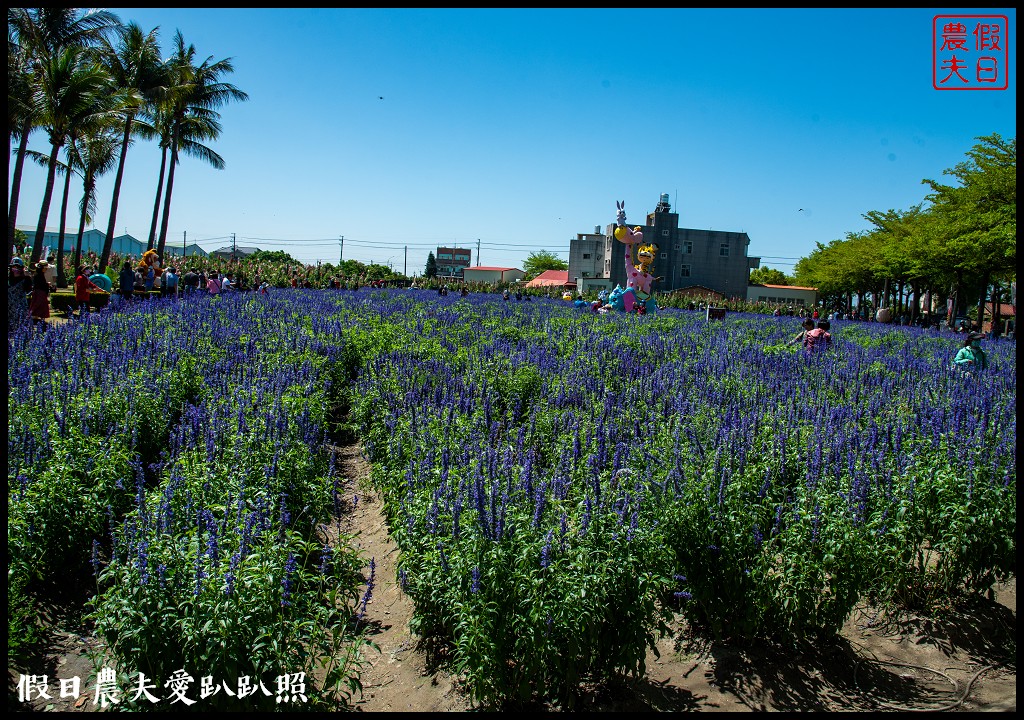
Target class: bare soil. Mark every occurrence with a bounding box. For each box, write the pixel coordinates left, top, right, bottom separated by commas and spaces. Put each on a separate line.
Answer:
8, 441, 1016, 712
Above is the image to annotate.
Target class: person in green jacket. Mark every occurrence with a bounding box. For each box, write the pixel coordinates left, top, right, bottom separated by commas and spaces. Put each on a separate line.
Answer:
953, 332, 988, 372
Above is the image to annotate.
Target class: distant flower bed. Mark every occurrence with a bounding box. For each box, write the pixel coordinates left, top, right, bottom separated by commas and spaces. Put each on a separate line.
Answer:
7, 289, 1016, 708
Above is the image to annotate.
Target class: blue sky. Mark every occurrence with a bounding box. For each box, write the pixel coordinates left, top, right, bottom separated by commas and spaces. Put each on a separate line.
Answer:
12, 8, 1016, 275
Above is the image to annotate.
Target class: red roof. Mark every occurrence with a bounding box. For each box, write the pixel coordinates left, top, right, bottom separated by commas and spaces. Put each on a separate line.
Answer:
525, 270, 570, 287
985, 302, 1015, 317
466, 266, 518, 272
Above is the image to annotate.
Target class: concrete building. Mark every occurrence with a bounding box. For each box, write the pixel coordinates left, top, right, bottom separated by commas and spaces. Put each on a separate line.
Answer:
435, 246, 472, 279
746, 283, 818, 307
568, 194, 760, 299
462, 266, 525, 285
210, 245, 260, 260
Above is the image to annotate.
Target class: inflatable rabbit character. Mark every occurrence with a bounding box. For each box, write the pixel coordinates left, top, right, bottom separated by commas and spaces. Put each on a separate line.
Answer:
612, 200, 657, 313
614, 201, 643, 245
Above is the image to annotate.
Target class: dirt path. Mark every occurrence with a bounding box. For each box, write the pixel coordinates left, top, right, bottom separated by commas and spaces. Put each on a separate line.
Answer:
328, 443, 469, 712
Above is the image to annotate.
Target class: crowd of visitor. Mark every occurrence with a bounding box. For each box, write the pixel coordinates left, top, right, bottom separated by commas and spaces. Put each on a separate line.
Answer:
7, 248, 1011, 367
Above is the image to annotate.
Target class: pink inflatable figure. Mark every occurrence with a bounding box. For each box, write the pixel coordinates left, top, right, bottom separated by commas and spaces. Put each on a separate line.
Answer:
614, 201, 657, 313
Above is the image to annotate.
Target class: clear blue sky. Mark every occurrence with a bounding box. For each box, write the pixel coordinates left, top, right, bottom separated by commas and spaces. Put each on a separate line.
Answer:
12, 8, 1017, 275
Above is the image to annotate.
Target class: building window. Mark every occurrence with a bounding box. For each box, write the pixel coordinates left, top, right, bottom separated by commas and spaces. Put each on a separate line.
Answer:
661, 229, 669, 237
720, 243, 730, 257
583, 253, 591, 259
682, 241, 692, 254
680, 264, 691, 277
660, 252, 667, 259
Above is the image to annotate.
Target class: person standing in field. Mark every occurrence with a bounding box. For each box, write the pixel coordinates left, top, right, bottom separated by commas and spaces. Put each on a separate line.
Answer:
28, 262, 51, 327
118, 261, 136, 304
163, 266, 179, 299
8, 257, 33, 332
953, 332, 988, 373
73, 265, 104, 318
207, 273, 221, 295
181, 269, 198, 295
804, 319, 832, 350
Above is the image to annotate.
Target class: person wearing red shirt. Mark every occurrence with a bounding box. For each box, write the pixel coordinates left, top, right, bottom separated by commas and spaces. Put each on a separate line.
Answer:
73, 265, 104, 318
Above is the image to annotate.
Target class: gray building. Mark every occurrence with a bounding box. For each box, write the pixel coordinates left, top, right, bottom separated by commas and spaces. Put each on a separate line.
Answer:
568, 194, 760, 299
210, 245, 261, 260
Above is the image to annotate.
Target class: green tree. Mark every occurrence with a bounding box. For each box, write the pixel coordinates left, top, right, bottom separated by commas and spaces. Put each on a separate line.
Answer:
522, 249, 567, 280
748, 266, 791, 286
97, 21, 164, 274
154, 30, 248, 260
7, 30, 38, 267
922, 133, 1016, 325
147, 94, 224, 254
28, 46, 114, 266
7, 7, 120, 265
338, 259, 366, 278
249, 249, 298, 265
425, 252, 437, 278
71, 126, 120, 271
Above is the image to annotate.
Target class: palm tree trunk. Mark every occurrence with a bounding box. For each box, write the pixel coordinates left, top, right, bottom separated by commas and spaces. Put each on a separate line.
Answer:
55, 159, 74, 287
148, 145, 168, 251
74, 174, 93, 272
156, 130, 179, 260
31, 141, 63, 265
8, 120, 32, 265
99, 115, 134, 275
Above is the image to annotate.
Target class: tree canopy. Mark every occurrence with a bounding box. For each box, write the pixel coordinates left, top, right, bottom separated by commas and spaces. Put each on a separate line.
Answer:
792, 133, 1015, 320
748, 266, 792, 286
522, 250, 567, 280
249, 249, 298, 265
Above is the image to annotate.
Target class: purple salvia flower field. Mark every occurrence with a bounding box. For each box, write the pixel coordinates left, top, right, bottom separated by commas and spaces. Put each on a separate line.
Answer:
7, 288, 1016, 707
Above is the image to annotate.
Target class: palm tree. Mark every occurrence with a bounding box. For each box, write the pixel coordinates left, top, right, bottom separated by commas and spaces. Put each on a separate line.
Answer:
71, 128, 120, 272
28, 46, 114, 265
155, 30, 248, 260
7, 34, 37, 268
96, 22, 164, 275
53, 145, 80, 286
146, 103, 224, 253
143, 95, 172, 252
7, 7, 119, 265
25, 146, 75, 280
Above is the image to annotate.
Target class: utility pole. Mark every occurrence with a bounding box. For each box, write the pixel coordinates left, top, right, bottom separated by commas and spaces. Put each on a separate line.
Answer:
339, 235, 344, 264
183, 230, 186, 257
231, 232, 236, 257
404, 245, 407, 277
476, 238, 481, 267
